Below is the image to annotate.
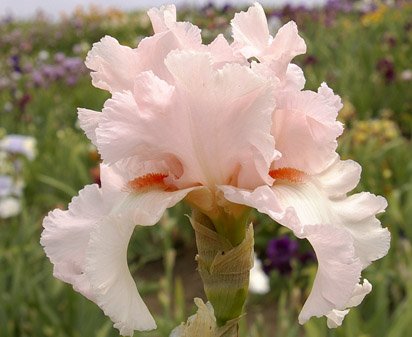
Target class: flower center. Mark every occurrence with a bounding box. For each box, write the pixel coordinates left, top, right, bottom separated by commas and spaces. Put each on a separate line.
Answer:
127, 173, 172, 192
269, 167, 306, 183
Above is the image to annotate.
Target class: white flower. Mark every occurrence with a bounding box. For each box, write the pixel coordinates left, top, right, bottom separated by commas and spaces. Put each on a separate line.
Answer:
0, 135, 37, 160
249, 254, 270, 294
0, 197, 21, 218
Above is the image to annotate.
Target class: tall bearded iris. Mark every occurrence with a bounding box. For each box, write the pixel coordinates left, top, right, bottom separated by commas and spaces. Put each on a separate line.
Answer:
41, 3, 390, 336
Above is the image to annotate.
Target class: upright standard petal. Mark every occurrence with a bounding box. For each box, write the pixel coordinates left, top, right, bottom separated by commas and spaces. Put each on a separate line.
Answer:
147, 5, 177, 33
271, 84, 344, 174
96, 51, 277, 189
231, 3, 271, 59
85, 36, 140, 93
147, 4, 201, 47
207, 34, 247, 68
231, 3, 306, 74
265, 21, 306, 72
164, 51, 277, 188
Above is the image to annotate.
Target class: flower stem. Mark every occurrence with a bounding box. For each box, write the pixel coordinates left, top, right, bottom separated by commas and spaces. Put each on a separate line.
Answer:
190, 210, 254, 328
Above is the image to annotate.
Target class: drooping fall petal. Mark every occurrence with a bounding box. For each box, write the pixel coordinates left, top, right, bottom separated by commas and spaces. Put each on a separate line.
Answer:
41, 184, 103, 301
85, 215, 156, 335
220, 159, 389, 324
41, 165, 197, 335
326, 279, 372, 328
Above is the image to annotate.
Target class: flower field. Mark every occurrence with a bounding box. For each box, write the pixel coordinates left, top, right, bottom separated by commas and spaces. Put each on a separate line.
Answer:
1, 2, 412, 336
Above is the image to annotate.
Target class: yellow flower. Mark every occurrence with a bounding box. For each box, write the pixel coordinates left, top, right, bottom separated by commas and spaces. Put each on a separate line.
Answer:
361, 5, 388, 26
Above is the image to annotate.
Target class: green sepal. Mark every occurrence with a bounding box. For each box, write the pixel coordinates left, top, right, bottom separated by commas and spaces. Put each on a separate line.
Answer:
190, 211, 254, 327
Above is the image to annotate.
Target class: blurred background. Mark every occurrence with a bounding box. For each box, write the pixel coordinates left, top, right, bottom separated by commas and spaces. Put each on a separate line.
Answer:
0, 0, 411, 336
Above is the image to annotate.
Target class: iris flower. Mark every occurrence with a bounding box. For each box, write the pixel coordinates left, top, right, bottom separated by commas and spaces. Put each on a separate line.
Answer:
41, 3, 389, 335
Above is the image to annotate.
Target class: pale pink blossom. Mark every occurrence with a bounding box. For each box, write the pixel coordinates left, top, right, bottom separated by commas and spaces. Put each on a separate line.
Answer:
326, 279, 372, 328
41, 3, 389, 336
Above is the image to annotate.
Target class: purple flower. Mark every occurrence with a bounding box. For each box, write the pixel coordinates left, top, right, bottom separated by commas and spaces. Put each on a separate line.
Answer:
264, 235, 316, 275
31, 70, 45, 87
265, 235, 298, 275
66, 75, 78, 86
10, 55, 22, 73
376, 57, 396, 84
62, 57, 83, 72
326, 0, 353, 13
54, 52, 66, 63
303, 55, 318, 66
222, 5, 233, 13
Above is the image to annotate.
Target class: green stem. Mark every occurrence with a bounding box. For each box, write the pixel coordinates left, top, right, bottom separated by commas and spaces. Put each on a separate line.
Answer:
191, 210, 254, 328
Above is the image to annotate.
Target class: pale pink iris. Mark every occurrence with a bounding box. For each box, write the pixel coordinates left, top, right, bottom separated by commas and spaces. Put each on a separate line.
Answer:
41, 3, 390, 336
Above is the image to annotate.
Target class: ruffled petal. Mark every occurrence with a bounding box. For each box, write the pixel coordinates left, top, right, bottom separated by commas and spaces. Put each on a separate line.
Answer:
41, 184, 108, 300
270, 165, 389, 268
116, 187, 198, 226
85, 36, 139, 93
231, 3, 306, 78
147, 5, 177, 33
345, 279, 372, 307
77, 108, 101, 145
100, 162, 197, 226
297, 224, 362, 323
85, 9, 205, 94
147, 4, 201, 46
331, 192, 389, 267
315, 158, 361, 198
265, 21, 306, 67
96, 90, 164, 165
231, 2, 271, 59
284, 63, 306, 90
326, 309, 350, 329
326, 279, 372, 328
134, 6, 203, 84
85, 215, 156, 335
220, 184, 362, 322
165, 51, 277, 188
220, 160, 389, 324
96, 51, 277, 189
207, 34, 247, 68
41, 163, 197, 335
272, 83, 344, 174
